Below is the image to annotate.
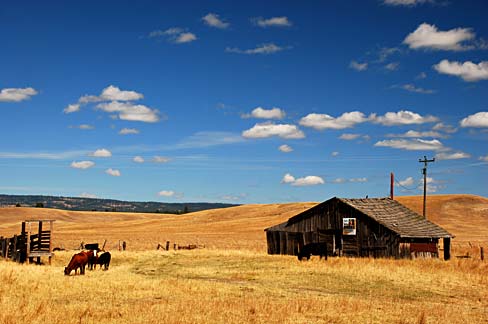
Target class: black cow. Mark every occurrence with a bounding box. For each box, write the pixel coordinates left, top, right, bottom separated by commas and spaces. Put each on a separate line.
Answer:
88, 251, 111, 270
297, 243, 327, 261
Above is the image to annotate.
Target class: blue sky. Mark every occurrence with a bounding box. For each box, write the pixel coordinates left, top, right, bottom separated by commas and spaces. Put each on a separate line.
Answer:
1, 0, 487, 204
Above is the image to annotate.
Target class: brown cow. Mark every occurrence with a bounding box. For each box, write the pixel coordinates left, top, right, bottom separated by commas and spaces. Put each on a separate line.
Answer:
64, 251, 93, 275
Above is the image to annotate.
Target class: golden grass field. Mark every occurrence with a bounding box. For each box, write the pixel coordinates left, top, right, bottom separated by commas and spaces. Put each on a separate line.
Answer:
0, 194, 487, 323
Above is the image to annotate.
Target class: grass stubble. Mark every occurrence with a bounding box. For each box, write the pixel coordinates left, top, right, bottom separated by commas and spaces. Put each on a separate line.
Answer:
0, 249, 487, 324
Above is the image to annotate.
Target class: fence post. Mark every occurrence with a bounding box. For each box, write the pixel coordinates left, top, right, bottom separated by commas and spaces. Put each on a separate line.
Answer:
481, 247, 484, 261
166, 241, 170, 251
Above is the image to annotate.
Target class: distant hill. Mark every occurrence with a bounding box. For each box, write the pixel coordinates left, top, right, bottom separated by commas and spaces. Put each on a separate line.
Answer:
0, 194, 237, 214
0, 194, 486, 251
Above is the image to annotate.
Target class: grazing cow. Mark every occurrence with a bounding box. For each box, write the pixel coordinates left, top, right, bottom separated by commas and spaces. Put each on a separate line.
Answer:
88, 251, 111, 270
298, 243, 328, 261
64, 251, 93, 275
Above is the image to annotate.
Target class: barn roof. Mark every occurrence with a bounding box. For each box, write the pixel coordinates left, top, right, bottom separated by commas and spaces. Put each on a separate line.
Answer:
266, 197, 453, 239
337, 198, 452, 239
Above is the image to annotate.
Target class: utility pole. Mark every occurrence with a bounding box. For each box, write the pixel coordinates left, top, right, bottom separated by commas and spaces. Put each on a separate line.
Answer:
419, 155, 435, 218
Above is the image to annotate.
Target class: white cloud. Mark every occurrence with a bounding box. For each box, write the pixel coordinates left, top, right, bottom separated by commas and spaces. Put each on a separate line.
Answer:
404, 23, 475, 51
97, 101, 159, 123
70, 161, 95, 169
90, 149, 112, 158
479, 156, 488, 162
99, 85, 144, 101
282, 173, 324, 186
253, 16, 292, 28
349, 60, 368, 71
434, 60, 488, 82
133, 156, 145, 163
281, 173, 296, 184
300, 111, 372, 130
175, 131, 244, 149
119, 128, 140, 135
64, 104, 81, 114
331, 151, 339, 157
374, 110, 438, 126
80, 192, 98, 199
243, 107, 286, 119
153, 156, 171, 163
225, 43, 288, 55
242, 122, 305, 139
374, 139, 445, 151
279, 144, 293, 153
386, 130, 446, 138
396, 84, 435, 94
460, 112, 488, 128
339, 133, 361, 140
105, 168, 121, 177
175, 32, 197, 43
0, 87, 38, 102
293, 176, 325, 187
384, 0, 432, 6
435, 152, 471, 160
397, 176, 415, 187
158, 190, 175, 197
202, 13, 229, 29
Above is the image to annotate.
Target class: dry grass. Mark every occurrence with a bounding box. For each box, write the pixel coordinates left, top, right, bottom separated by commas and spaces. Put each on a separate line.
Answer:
0, 194, 487, 323
1, 250, 487, 324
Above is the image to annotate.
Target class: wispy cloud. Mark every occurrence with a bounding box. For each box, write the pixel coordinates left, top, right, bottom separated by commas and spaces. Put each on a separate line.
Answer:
384, 0, 434, 6
374, 138, 445, 151
226, 43, 289, 55
252, 16, 292, 28
278, 144, 293, 153
69, 124, 95, 130
148, 27, 197, 43
0, 150, 87, 160
349, 60, 368, 71
435, 152, 471, 160
0, 87, 38, 102
133, 156, 145, 163
153, 156, 171, 163
392, 84, 436, 94
70, 161, 95, 169
105, 168, 121, 177
119, 128, 140, 135
202, 13, 229, 29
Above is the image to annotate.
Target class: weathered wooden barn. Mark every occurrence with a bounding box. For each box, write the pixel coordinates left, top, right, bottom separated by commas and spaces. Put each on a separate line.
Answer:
265, 197, 453, 260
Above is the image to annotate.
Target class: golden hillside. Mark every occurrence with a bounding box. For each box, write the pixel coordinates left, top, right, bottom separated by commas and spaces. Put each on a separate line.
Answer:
0, 194, 486, 251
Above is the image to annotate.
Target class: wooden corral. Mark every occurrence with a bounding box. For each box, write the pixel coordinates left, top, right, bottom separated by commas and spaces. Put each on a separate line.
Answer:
0, 220, 54, 264
265, 197, 453, 260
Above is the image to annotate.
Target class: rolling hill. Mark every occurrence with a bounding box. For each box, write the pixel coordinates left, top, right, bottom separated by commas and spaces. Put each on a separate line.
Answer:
0, 194, 486, 251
